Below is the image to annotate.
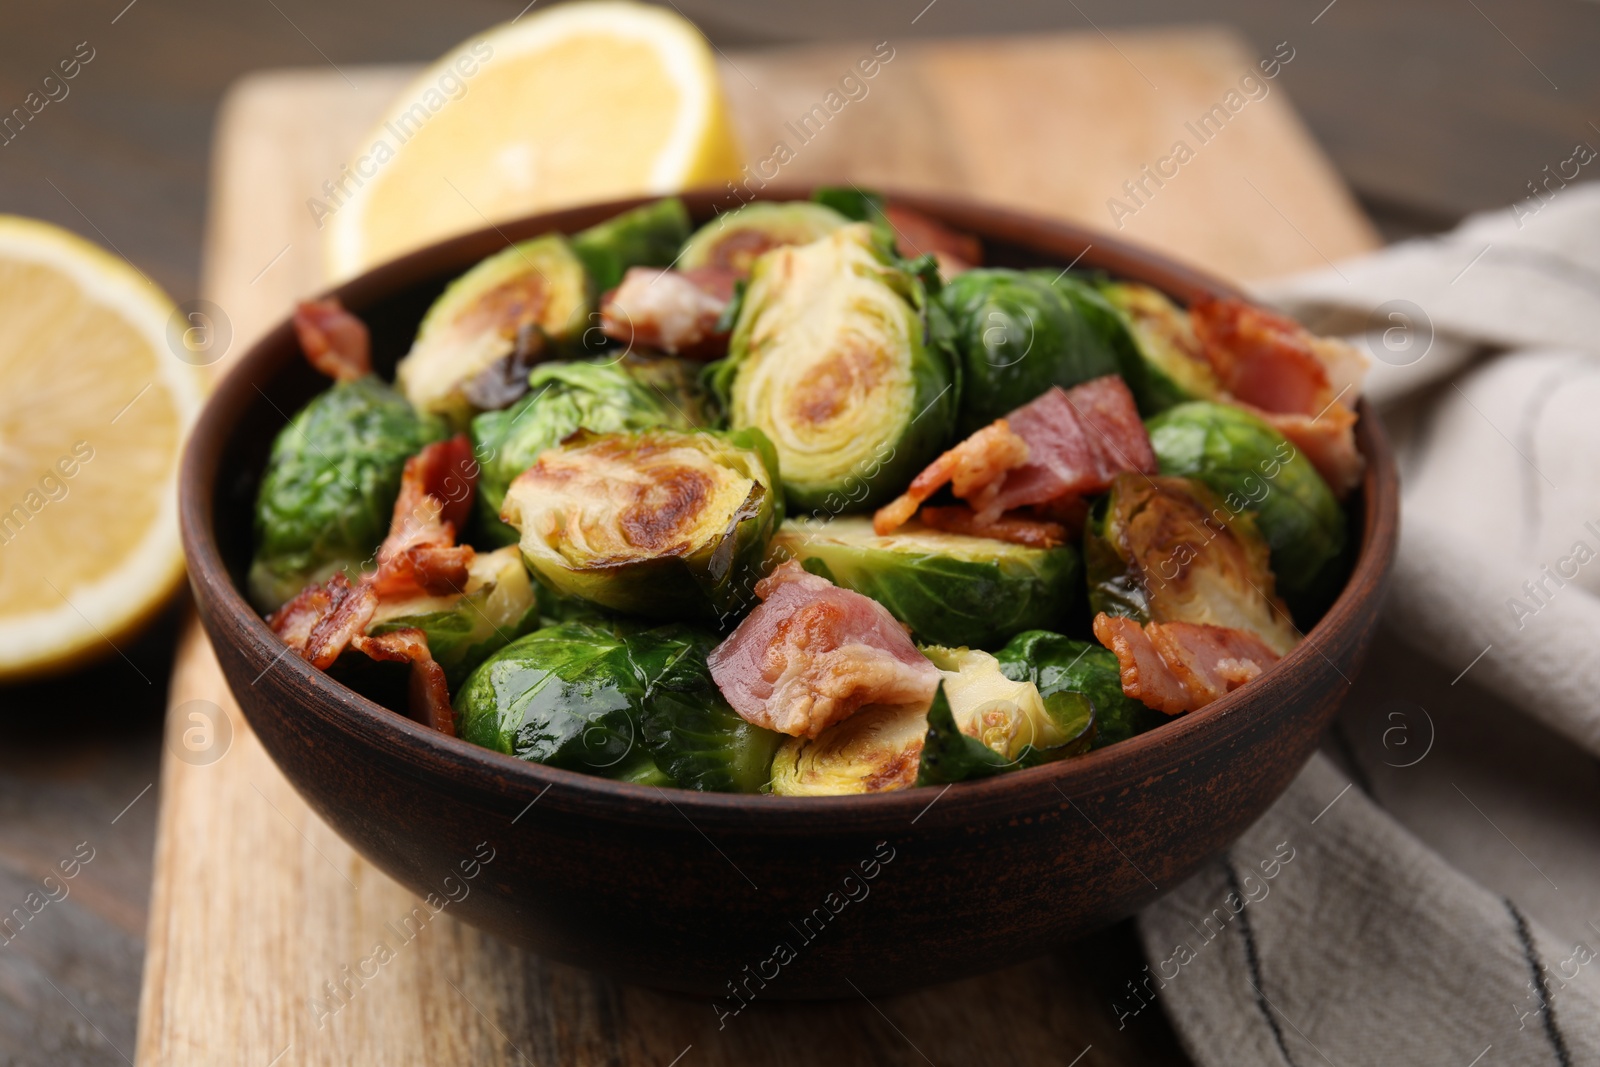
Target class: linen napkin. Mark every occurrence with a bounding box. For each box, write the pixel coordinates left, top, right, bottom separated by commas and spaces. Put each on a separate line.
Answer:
1136, 183, 1600, 1066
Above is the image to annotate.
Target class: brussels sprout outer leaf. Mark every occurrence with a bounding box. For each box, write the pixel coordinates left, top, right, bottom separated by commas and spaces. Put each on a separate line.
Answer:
570, 198, 692, 294
643, 689, 783, 794
915, 683, 1014, 785
997, 630, 1165, 749
248, 375, 447, 612
1146, 401, 1347, 607
939, 269, 1121, 436
772, 517, 1079, 648
811, 186, 887, 223
469, 360, 696, 545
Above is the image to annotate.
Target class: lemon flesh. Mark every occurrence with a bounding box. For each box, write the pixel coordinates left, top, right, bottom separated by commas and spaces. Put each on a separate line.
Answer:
0, 217, 203, 681
325, 0, 744, 281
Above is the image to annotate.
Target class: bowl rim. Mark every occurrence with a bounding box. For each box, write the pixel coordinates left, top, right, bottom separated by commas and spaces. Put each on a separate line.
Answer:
179, 185, 1399, 826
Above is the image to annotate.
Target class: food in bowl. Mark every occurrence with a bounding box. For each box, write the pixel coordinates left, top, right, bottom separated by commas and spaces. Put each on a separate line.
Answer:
252, 188, 1368, 795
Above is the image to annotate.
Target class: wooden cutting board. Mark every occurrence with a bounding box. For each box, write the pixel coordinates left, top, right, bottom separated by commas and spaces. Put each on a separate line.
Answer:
135, 28, 1377, 1066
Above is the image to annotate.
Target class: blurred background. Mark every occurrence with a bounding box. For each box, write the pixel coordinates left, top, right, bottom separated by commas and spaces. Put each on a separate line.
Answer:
0, 0, 1593, 1059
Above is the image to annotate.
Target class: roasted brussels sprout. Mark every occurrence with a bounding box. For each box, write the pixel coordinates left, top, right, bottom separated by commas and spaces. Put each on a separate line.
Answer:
456, 619, 779, 790
248, 375, 446, 612
365, 545, 541, 688
397, 235, 590, 425
469, 359, 701, 545
500, 428, 781, 623
769, 701, 928, 796
769, 516, 1080, 648
1098, 282, 1221, 413
569, 198, 692, 294
924, 646, 1091, 756
939, 269, 1121, 435
709, 223, 957, 512
996, 629, 1165, 749
679, 200, 848, 276
1084, 473, 1299, 656
1146, 401, 1347, 607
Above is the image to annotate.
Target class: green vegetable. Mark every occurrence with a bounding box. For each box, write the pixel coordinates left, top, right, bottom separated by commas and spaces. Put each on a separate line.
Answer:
1146, 401, 1347, 608
914, 683, 1013, 785
709, 223, 957, 513
397, 235, 590, 426
996, 630, 1165, 749
248, 375, 445, 612
769, 701, 928, 796
1084, 473, 1299, 656
469, 359, 701, 546
456, 619, 779, 791
679, 200, 847, 276
770, 516, 1080, 648
569, 198, 692, 294
366, 546, 542, 688
1098, 282, 1221, 413
922, 646, 1092, 765
500, 427, 782, 624
939, 268, 1121, 435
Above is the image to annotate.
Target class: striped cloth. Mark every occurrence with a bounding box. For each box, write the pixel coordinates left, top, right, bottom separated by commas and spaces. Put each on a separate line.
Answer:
1137, 183, 1600, 1066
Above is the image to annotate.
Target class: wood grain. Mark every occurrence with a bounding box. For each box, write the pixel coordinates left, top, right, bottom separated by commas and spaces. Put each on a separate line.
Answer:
138, 30, 1377, 1065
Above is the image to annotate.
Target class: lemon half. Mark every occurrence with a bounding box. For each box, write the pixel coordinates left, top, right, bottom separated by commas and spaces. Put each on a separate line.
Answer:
0, 217, 204, 681
323, 0, 744, 281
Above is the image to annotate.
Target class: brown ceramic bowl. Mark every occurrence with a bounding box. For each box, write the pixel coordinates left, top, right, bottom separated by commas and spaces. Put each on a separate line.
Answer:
180, 188, 1397, 999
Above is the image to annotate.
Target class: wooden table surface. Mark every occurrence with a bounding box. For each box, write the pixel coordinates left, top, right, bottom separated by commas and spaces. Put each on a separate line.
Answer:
0, 0, 1589, 1062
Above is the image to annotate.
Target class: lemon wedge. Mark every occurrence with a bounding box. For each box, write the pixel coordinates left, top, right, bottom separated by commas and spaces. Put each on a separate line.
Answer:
0, 217, 204, 682
323, 0, 744, 281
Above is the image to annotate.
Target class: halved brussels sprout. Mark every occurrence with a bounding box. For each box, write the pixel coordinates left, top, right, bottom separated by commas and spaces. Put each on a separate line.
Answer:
940, 268, 1121, 436
1084, 473, 1299, 656
397, 235, 590, 426
469, 359, 702, 546
769, 701, 928, 796
769, 516, 1080, 648
924, 646, 1092, 760
1098, 282, 1221, 413
570, 198, 692, 294
679, 200, 848, 276
709, 223, 957, 513
1146, 401, 1347, 608
456, 619, 777, 790
248, 375, 446, 612
500, 428, 781, 623
366, 546, 541, 688
996, 629, 1165, 749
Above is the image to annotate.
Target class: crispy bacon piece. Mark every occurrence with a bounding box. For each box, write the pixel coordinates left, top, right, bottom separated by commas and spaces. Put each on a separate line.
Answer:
882, 203, 982, 277
1191, 298, 1333, 415
1255, 406, 1364, 499
873, 420, 1029, 533
599, 266, 736, 360
374, 436, 478, 599
708, 561, 940, 738
293, 298, 371, 382
919, 506, 1067, 549
352, 628, 456, 736
873, 376, 1154, 539
990, 377, 1157, 513
266, 437, 480, 733
1092, 612, 1280, 715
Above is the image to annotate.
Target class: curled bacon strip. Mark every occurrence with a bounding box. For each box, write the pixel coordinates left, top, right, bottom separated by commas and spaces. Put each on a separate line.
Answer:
599, 266, 736, 360
293, 298, 371, 382
918, 506, 1066, 549
268, 436, 478, 733
873, 420, 1029, 534
1092, 612, 1281, 715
